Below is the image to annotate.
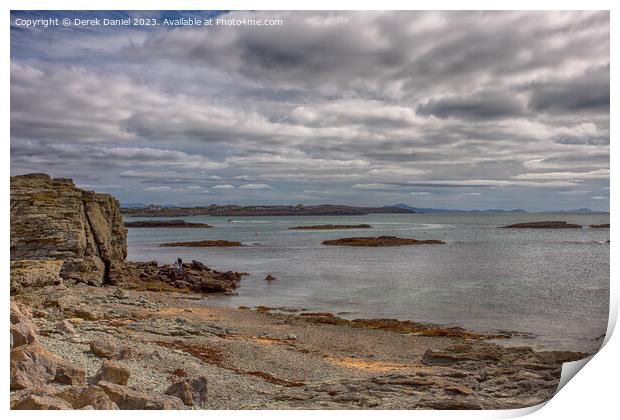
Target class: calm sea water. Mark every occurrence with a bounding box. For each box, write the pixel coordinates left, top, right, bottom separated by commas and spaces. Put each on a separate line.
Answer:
126, 213, 609, 352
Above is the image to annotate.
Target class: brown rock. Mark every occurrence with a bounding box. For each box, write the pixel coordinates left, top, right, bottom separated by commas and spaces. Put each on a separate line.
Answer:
125, 220, 212, 228
10, 386, 55, 408
11, 344, 57, 389
57, 385, 119, 409
54, 358, 86, 385
55, 319, 76, 335
97, 380, 183, 410
322, 236, 445, 247
93, 360, 130, 385
165, 376, 208, 406
500, 221, 582, 229
10, 260, 64, 294
10, 301, 38, 348
10, 342, 85, 390
265, 274, 276, 281
12, 394, 73, 410
90, 337, 132, 360
112, 260, 246, 294
145, 394, 186, 410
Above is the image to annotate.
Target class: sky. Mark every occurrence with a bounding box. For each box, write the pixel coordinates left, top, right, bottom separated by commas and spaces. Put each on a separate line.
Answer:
10, 11, 610, 211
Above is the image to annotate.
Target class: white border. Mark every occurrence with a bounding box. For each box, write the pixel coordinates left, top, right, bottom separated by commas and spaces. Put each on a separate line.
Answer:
3, 1, 616, 419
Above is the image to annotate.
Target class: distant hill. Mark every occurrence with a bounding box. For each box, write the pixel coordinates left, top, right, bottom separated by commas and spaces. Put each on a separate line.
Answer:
120, 202, 148, 209
121, 204, 415, 217
392, 204, 527, 213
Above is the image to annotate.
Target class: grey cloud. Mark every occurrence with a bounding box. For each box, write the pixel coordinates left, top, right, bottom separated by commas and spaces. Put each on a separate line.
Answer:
9, 11, 610, 211
417, 91, 524, 120
528, 66, 610, 113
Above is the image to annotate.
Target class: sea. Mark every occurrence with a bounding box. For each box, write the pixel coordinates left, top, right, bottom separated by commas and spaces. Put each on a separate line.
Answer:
126, 212, 610, 353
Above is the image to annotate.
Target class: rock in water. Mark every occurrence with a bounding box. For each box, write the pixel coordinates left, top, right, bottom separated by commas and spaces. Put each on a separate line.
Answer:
499, 221, 582, 229
10, 173, 127, 286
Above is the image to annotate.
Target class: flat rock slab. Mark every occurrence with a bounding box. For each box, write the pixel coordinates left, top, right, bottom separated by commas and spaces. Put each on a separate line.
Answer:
322, 236, 445, 246
125, 220, 212, 228
500, 221, 582, 229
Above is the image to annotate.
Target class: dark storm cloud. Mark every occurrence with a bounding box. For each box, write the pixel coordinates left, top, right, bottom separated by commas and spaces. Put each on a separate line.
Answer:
417, 91, 525, 120
528, 66, 610, 113
9, 11, 610, 210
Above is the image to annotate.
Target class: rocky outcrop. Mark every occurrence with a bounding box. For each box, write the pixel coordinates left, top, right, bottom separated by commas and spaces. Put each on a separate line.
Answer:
590, 223, 610, 229
11, 301, 38, 348
159, 240, 242, 247
10, 343, 86, 389
109, 260, 246, 293
124, 220, 212, 228
10, 260, 64, 294
500, 221, 582, 229
289, 224, 372, 230
11, 173, 127, 286
10, 298, 184, 410
322, 236, 445, 246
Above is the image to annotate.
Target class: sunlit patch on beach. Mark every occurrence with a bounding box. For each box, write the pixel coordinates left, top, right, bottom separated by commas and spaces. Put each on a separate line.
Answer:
325, 356, 413, 372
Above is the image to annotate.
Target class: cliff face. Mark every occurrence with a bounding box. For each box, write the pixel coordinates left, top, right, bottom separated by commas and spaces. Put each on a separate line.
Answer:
10, 173, 127, 286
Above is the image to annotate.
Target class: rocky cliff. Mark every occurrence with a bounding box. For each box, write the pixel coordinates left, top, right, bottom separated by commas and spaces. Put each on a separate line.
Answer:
10, 173, 127, 286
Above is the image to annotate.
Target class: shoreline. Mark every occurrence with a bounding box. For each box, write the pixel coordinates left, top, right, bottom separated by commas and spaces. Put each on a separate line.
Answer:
13, 282, 587, 409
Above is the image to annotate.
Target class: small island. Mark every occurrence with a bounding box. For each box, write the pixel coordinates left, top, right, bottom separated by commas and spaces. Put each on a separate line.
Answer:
289, 224, 372, 230
125, 220, 213, 228
160, 240, 243, 247
500, 221, 582, 229
590, 224, 610, 229
322, 236, 445, 247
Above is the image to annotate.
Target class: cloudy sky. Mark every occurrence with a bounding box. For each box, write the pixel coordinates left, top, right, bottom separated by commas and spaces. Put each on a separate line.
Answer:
10, 11, 609, 211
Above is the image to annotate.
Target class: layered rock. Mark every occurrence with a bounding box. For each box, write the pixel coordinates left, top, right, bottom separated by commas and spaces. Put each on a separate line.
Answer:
11, 173, 127, 286
10, 298, 184, 410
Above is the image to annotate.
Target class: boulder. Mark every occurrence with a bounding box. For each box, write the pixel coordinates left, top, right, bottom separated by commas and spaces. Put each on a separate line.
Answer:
12, 394, 73, 410
10, 344, 85, 389
90, 337, 132, 360
56, 385, 119, 409
97, 380, 184, 410
10, 301, 38, 348
165, 376, 208, 406
10, 173, 127, 286
93, 360, 130, 385
54, 358, 87, 385
55, 319, 76, 335
111, 287, 129, 299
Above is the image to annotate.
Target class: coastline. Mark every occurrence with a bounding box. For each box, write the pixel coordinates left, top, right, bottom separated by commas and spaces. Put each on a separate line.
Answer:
13, 282, 586, 409
9, 174, 603, 410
